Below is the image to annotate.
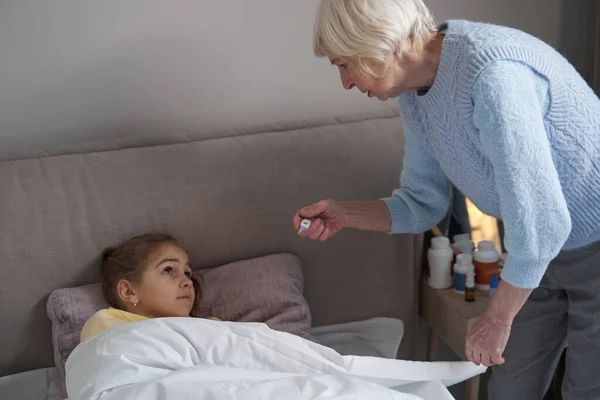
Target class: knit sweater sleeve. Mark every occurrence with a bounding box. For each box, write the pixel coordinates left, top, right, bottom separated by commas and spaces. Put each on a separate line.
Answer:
381, 117, 452, 234
472, 60, 571, 288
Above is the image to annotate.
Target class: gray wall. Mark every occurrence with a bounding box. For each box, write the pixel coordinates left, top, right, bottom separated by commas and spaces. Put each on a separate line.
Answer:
558, 0, 599, 89
0, 0, 563, 159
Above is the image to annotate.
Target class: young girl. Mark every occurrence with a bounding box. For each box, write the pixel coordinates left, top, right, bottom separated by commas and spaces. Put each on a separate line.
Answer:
81, 233, 216, 341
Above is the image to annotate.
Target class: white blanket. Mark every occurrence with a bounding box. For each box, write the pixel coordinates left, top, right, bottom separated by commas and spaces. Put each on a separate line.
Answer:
66, 318, 485, 400
310, 317, 405, 359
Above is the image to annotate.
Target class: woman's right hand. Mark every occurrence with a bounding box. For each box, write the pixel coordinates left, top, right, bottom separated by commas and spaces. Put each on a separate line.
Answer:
293, 200, 348, 241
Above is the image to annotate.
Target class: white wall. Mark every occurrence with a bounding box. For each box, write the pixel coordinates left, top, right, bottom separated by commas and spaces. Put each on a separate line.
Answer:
0, 0, 563, 158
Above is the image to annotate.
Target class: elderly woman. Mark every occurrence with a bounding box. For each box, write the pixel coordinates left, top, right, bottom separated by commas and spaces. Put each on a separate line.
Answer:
294, 0, 600, 399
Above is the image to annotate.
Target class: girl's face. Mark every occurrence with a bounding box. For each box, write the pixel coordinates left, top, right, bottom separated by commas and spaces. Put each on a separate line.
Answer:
120, 243, 195, 318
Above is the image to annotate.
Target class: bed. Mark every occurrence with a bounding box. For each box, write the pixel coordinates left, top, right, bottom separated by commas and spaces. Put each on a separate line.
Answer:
0, 109, 481, 399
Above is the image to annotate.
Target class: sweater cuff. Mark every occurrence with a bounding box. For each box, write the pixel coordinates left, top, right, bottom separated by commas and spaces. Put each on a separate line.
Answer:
500, 255, 551, 289
380, 196, 445, 234
380, 196, 414, 234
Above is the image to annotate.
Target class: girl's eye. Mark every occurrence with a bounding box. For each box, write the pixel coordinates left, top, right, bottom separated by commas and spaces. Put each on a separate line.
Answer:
340, 64, 348, 69
163, 267, 173, 274
184, 271, 192, 278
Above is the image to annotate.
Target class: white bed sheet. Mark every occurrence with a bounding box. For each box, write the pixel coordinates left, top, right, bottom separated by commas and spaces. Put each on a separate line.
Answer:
0, 366, 63, 400
310, 316, 405, 359
0, 317, 471, 400
66, 318, 484, 399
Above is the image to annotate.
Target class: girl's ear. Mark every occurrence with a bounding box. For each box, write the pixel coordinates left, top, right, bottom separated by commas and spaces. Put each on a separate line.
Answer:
116, 279, 139, 308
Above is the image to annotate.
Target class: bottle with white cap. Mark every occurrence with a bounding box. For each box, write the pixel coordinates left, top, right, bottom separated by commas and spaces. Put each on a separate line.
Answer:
428, 236, 453, 289
489, 273, 500, 299
456, 240, 475, 256
453, 233, 474, 255
453, 254, 472, 294
473, 240, 500, 291
453, 233, 471, 244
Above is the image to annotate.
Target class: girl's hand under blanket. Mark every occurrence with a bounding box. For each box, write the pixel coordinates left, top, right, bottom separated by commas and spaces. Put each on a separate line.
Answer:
293, 200, 348, 241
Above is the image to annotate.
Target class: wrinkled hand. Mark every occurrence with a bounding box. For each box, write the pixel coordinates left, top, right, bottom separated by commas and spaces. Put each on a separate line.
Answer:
465, 312, 512, 366
293, 200, 347, 241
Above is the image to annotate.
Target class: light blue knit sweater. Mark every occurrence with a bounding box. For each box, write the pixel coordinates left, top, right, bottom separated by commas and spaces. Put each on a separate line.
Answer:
382, 20, 600, 288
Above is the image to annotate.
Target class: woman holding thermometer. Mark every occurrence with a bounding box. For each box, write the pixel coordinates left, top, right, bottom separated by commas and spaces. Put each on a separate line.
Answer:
293, 0, 600, 399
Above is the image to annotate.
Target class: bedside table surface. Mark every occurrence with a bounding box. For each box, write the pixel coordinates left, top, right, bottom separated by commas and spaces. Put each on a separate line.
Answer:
426, 283, 490, 319
420, 279, 489, 400
420, 278, 491, 360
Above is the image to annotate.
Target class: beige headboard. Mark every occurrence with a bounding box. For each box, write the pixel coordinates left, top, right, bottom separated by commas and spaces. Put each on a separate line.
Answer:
0, 108, 423, 376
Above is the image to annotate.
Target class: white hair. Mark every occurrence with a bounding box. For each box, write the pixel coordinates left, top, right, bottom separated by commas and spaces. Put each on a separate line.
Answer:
313, 0, 436, 76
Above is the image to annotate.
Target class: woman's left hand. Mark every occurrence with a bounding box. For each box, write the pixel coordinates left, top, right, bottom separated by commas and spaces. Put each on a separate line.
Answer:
465, 312, 512, 366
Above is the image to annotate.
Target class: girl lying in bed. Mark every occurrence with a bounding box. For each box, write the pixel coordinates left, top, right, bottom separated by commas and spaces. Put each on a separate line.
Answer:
80, 233, 218, 341
71, 235, 484, 400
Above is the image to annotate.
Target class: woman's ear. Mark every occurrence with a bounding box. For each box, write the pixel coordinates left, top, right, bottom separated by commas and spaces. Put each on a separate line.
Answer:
117, 279, 139, 308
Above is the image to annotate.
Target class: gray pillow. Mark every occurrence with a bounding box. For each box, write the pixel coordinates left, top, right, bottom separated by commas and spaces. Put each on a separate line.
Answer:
46, 253, 312, 387
46, 284, 107, 384
199, 253, 313, 339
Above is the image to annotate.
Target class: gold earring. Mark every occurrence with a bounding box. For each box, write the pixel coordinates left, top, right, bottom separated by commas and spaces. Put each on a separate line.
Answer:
133, 302, 138, 307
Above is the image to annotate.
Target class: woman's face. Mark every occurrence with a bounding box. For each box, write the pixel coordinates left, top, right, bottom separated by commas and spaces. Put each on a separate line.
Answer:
125, 243, 195, 318
328, 37, 440, 100
329, 53, 408, 101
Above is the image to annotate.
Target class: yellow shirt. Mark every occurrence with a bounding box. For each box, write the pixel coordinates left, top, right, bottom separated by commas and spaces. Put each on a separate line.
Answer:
80, 307, 149, 341
80, 307, 220, 341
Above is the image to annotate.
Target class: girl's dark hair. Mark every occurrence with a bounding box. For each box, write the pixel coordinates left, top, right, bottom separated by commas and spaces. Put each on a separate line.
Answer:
100, 233, 202, 317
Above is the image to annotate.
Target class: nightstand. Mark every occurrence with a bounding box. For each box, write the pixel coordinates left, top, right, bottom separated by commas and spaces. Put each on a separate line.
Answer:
420, 278, 490, 400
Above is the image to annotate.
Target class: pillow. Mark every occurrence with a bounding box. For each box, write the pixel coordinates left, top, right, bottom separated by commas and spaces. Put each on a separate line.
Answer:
197, 253, 313, 340
46, 253, 311, 386
46, 284, 107, 385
